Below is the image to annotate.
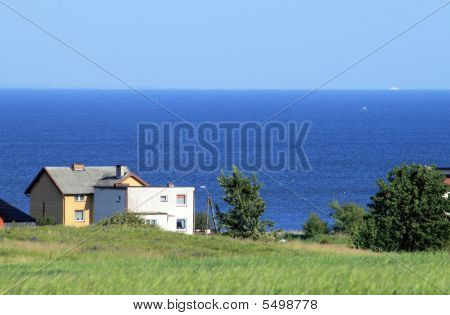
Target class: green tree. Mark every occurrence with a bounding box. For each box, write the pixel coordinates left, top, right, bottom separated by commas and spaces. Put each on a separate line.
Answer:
354, 164, 450, 251
303, 213, 328, 238
329, 200, 365, 235
195, 212, 208, 230
216, 166, 273, 238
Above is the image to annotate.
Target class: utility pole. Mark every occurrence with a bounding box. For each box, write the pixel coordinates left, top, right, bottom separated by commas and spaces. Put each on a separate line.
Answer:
206, 196, 218, 233
201, 186, 218, 234
204, 196, 209, 236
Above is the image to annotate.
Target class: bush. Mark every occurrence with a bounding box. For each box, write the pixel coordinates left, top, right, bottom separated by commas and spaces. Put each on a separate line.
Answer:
329, 200, 365, 235
303, 213, 328, 239
353, 164, 450, 251
195, 212, 208, 230
36, 217, 55, 226
352, 216, 379, 250
97, 211, 147, 227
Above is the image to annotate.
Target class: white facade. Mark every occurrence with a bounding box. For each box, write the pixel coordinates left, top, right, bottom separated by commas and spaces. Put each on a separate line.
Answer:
93, 186, 195, 234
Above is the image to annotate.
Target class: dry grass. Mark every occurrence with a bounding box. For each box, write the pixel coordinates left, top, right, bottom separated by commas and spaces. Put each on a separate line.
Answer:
283, 241, 377, 256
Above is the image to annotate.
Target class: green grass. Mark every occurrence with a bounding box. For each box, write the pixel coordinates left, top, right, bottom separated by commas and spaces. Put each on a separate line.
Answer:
0, 226, 449, 294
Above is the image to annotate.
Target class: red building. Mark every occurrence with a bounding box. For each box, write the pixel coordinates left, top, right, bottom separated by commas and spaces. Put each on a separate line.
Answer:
437, 167, 450, 185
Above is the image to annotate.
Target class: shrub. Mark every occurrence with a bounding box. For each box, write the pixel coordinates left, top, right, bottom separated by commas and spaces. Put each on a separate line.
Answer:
303, 213, 328, 238
36, 217, 55, 226
216, 166, 273, 238
353, 164, 450, 251
195, 212, 208, 230
352, 215, 379, 250
97, 211, 147, 227
329, 200, 365, 235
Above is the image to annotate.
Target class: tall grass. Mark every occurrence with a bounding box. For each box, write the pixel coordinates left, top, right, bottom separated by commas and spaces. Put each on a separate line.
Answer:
0, 226, 448, 294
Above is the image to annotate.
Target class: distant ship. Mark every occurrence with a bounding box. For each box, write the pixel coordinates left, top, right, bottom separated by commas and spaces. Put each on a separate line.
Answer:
361, 106, 367, 111
389, 85, 400, 91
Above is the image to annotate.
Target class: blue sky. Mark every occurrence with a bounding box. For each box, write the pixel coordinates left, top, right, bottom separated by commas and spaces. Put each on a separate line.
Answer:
0, 0, 449, 89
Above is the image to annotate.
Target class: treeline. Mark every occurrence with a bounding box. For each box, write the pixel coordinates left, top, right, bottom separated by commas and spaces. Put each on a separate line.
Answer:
214, 164, 450, 252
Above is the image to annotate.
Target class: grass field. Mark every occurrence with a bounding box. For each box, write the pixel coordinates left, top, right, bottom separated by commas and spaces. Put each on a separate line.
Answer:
0, 225, 449, 294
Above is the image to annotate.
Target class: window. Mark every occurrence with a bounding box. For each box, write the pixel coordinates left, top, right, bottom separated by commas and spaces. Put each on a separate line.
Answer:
146, 219, 157, 226
160, 195, 168, 202
74, 210, 84, 221
75, 195, 85, 202
176, 219, 186, 230
116, 195, 121, 203
176, 194, 186, 206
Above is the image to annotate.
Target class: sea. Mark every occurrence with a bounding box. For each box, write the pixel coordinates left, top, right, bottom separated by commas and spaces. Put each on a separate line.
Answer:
0, 89, 449, 230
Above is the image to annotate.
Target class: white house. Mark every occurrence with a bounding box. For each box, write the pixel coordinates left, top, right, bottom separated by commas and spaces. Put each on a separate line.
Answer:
94, 182, 195, 234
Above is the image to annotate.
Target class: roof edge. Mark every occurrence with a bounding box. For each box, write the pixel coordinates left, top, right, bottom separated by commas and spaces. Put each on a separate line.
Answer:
114, 172, 150, 187
24, 167, 64, 196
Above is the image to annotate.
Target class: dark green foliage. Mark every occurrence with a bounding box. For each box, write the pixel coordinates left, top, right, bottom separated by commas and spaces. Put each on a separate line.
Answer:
195, 212, 208, 230
352, 216, 378, 250
216, 166, 273, 238
303, 213, 328, 238
353, 164, 450, 251
97, 211, 147, 227
36, 216, 55, 226
329, 200, 365, 235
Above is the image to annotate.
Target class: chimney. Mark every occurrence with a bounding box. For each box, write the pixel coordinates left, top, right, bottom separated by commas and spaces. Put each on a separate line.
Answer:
116, 165, 126, 178
167, 181, 174, 188
72, 163, 85, 171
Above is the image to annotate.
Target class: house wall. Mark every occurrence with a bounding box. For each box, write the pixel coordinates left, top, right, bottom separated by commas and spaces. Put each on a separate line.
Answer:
121, 177, 145, 186
127, 187, 195, 234
443, 179, 449, 199
29, 172, 64, 224
92, 186, 195, 234
141, 214, 171, 230
93, 188, 127, 222
64, 194, 93, 227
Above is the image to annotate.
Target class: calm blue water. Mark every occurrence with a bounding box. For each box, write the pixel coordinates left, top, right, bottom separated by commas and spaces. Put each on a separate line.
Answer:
0, 89, 449, 230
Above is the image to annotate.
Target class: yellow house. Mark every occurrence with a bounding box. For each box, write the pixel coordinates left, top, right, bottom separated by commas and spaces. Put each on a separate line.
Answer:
25, 164, 149, 227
